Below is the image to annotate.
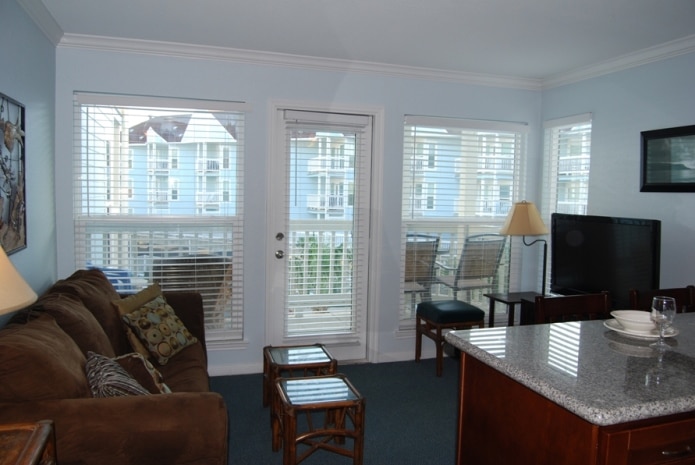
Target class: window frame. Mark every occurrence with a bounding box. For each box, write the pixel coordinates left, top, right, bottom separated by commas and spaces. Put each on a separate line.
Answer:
401, 115, 528, 326
72, 92, 249, 344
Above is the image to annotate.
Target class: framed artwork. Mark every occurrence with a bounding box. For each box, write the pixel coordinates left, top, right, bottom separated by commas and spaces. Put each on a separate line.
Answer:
641, 124, 695, 192
0, 93, 26, 254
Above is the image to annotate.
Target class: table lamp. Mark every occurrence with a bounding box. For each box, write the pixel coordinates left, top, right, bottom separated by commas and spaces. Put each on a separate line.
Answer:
499, 201, 549, 295
0, 246, 37, 315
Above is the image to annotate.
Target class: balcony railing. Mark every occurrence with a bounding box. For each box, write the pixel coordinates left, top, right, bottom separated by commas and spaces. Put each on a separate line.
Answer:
287, 219, 511, 324
307, 194, 345, 212
307, 156, 349, 174
197, 159, 220, 172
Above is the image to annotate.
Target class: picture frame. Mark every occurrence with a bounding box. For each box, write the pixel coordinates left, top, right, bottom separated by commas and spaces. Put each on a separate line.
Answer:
641, 124, 695, 192
0, 93, 27, 254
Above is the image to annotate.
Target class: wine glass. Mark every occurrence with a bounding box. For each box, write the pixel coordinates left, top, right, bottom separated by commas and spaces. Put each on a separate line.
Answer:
650, 296, 677, 350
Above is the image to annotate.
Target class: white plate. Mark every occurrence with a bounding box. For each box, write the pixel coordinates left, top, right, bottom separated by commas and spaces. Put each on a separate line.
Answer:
603, 319, 679, 340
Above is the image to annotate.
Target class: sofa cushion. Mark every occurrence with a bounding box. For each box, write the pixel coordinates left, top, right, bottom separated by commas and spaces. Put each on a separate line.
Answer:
121, 294, 198, 365
112, 283, 163, 358
157, 341, 210, 392
0, 314, 90, 401
85, 351, 151, 397
34, 292, 115, 358
115, 352, 171, 394
48, 269, 130, 354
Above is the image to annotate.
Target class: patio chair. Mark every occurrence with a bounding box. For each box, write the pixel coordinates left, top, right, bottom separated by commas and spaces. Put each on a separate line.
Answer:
404, 234, 440, 314
434, 234, 506, 301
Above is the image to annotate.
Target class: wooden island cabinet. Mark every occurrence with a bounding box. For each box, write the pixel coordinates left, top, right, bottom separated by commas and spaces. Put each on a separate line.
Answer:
446, 314, 695, 465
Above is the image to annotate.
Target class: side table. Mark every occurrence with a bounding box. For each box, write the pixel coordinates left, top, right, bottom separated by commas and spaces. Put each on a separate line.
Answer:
263, 343, 338, 408
0, 420, 56, 465
273, 374, 365, 465
264, 343, 339, 451
484, 292, 540, 327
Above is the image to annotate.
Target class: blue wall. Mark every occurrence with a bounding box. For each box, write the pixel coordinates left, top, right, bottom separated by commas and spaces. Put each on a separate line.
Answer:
542, 53, 695, 288
0, 1, 56, 310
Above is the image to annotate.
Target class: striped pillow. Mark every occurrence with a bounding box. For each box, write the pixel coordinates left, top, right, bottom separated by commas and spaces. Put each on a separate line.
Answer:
85, 351, 151, 397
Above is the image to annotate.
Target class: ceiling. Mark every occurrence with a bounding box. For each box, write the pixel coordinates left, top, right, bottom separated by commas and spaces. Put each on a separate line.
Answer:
21, 0, 695, 82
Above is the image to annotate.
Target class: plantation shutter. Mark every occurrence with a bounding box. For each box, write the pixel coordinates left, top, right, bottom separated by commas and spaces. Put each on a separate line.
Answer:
280, 109, 371, 340
73, 93, 247, 342
401, 115, 527, 324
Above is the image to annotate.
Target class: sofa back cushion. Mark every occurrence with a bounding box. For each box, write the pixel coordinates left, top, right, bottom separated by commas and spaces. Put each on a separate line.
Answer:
0, 314, 90, 401
34, 292, 115, 358
47, 269, 130, 354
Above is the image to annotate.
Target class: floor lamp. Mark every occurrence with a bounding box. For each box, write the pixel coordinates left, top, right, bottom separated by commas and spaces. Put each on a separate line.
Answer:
0, 246, 37, 316
499, 201, 549, 295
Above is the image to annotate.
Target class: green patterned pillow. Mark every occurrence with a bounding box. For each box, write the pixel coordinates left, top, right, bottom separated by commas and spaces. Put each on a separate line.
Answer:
121, 295, 198, 365
85, 351, 151, 397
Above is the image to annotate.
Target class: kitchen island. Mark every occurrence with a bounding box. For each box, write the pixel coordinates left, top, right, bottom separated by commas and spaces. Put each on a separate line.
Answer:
445, 313, 695, 465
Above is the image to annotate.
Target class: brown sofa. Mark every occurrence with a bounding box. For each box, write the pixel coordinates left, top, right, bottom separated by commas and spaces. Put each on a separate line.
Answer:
0, 269, 228, 465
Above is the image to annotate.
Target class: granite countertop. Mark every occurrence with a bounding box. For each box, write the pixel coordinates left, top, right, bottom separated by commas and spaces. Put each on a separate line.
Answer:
445, 312, 695, 426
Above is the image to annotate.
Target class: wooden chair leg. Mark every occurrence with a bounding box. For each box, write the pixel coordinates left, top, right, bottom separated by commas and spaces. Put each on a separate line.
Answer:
435, 324, 444, 377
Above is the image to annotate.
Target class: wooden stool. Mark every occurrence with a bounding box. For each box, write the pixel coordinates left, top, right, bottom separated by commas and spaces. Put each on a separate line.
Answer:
415, 300, 485, 376
273, 374, 365, 465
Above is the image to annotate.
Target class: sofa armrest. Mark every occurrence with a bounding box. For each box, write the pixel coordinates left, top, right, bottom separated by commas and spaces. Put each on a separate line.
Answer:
163, 291, 207, 354
0, 392, 228, 465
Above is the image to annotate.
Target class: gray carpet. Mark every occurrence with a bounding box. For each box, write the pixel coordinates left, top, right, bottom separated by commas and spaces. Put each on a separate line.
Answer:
210, 356, 459, 465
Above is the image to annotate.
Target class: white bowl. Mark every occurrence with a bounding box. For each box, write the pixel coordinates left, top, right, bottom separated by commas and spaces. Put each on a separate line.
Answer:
610, 310, 655, 333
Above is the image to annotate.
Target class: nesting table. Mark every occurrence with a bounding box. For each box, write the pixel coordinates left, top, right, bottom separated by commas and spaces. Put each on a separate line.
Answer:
262, 344, 338, 408
273, 374, 365, 465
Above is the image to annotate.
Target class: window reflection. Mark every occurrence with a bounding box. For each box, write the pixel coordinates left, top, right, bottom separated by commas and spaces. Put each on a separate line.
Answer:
547, 322, 581, 377
470, 328, 508, 358
286, 347, 328, 364
284, 378, 351, 404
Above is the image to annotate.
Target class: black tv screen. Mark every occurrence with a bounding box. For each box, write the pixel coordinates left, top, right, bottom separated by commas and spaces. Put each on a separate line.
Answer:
550, 213, 661, 309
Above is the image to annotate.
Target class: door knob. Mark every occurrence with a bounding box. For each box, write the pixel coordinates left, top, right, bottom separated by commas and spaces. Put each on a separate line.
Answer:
275, 250, 284, 259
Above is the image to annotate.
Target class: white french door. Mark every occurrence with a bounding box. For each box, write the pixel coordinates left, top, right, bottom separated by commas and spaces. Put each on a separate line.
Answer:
266, 106, 373, 361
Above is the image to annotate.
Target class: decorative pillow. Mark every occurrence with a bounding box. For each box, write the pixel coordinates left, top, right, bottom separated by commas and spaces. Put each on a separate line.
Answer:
112, 284, 162, 358
0, 314, 90, 401
85, 351, 151, 397
121, 294, 198, 365
115, 352, 171, 394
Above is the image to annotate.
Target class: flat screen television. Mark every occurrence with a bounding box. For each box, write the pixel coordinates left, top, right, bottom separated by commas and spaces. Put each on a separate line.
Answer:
550, 213, 661, 309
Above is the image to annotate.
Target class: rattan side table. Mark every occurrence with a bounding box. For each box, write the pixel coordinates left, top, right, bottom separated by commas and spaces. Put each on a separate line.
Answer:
273, 374, 365, 465
262, 343, 338, 408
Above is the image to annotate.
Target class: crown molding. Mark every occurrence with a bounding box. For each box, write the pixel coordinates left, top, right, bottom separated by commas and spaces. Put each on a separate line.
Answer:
57, 33, 543, 91
543, 34, 695, 89
17, 0, 63, 45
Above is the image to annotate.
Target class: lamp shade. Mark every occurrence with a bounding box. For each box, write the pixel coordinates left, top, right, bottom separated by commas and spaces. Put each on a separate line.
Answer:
499, 201, 549, 236
0, 247, 37, 315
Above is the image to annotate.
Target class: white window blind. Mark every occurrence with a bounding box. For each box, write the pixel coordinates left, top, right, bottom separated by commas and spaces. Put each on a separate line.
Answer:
401, 115, 527, 324
541, 113, 593, 297
278, 109, 371, 341
73, 93, 246, 341
542, 114, 592, 218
